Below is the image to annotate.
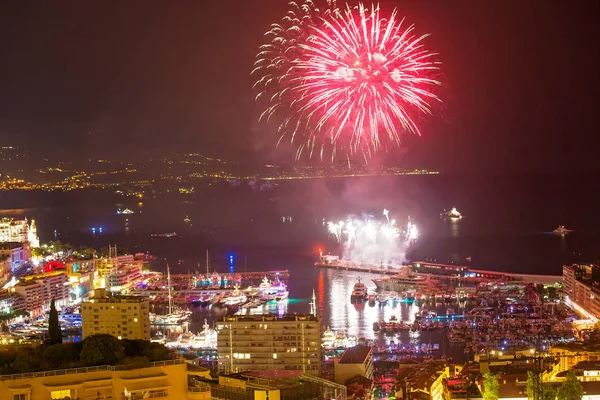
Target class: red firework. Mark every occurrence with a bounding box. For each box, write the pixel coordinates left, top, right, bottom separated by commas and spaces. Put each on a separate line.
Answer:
254, 2, 440, 160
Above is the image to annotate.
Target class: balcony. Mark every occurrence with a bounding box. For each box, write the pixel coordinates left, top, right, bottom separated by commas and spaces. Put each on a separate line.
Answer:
122, 391, 168, 400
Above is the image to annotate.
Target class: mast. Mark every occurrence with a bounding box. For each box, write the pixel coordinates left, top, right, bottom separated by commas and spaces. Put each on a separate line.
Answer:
206, 249, 210, 275
310, 289, 317, 316
167, 264, 173, 315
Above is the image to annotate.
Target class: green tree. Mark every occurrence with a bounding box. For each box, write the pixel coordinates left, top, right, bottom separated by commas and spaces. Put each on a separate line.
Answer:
43, 342, 82, 368
542, 386, 556, 400
527, 371, 539, 400
556, 371, 583, 400
483, 372, 500, 400
80, 334, 125, 366
47, 299, 62, 345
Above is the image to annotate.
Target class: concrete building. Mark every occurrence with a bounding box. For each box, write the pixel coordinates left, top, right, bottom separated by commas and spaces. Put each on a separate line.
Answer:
333, 345, 374, 385
81, 288, 150, 340
0, 217, 39, 247
0, 242, 30, 270
212, 370, 347, 400
0, 358, 211, 400
216, 314, 321, 376
563, 264, 600, 320
0, 217, 29, 243
11, 272, 70, 316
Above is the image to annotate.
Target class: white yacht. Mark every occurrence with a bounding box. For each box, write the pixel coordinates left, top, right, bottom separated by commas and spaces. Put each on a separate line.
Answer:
553, 225, 573, 235
441, 207, 462, 219
350, 278, 367, 303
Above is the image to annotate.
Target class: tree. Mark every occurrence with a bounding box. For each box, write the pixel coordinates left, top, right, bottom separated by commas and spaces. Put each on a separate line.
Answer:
527, 371, 538, 400
542, 386, 556, 400
483, 372, 500, 400
556, 371, 583, 400
47, 299, 62, 345
43, 342, 82, 368
80, 334, 125, 366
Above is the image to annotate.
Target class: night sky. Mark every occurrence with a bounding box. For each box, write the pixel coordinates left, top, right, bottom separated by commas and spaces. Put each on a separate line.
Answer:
0, 0, 598, 173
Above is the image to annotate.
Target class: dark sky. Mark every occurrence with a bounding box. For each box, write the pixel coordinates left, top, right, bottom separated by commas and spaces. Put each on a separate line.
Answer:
0, 0, 598, 173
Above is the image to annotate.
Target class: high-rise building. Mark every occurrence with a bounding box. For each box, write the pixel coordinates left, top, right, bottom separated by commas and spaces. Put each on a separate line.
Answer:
0, 217, 39, 246
81, 288, 150, 340
333, 345, 374, 385
563, 264, 600, 320
216, 314, 321, 376
11, 272, 70, 316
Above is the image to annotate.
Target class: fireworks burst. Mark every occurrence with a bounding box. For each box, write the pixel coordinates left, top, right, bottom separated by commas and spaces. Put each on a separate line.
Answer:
254, 1, 440, 160
326, 209, 418, 266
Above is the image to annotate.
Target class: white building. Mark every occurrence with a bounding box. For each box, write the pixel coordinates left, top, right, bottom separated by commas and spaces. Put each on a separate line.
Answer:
0, 217, 39, 247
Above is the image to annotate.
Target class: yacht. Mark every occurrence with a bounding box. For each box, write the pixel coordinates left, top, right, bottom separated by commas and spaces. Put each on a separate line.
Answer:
150, 232, 177, 238
441, 207, 462, 219
350, 278, 367, 303
117, 208, 135, 215
553, 225, 573, 235
322, 327, 336, 349
372, 268, 438, 292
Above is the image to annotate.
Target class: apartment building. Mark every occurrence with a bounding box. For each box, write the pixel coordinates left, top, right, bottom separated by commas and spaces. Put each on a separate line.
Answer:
334, 345, 374, 385
81, 288, 150, 340
216, 314, 322, 376
12, 273, 70, 316
0, 359, 211, 400
563, 264, 600, 320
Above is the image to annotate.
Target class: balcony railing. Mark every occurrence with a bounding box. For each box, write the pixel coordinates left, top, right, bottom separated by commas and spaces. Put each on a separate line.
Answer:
188, 385, 211, 393
122, 391, 168, 400
0, 358, 184, 381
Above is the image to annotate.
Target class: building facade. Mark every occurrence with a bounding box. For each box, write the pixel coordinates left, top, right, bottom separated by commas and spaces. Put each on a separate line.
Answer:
0, 217, 39, 247
0, 242, 31, 270
81, 288, 150, 340
216, 314, 321, 376
563, 264, 600, 320
12, 272, 70, 316
0, 359, 211, 400
334, 345, 374, 385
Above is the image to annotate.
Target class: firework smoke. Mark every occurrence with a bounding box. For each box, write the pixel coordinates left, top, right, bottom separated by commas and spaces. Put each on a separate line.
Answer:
327, 209, 417, 266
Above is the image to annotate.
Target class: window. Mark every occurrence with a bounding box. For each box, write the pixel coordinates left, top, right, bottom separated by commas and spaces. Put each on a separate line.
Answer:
50, 390, 71, 399
14, 394, 28, 400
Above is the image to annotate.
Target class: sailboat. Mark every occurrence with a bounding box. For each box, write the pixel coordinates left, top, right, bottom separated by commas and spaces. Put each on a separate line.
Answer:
149, 264, 191, 325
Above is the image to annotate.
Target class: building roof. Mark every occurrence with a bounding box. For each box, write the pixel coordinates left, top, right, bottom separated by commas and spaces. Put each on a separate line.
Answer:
345, 374, 373, 388
221, 314, 319, 323
243, 370, 303, 380
339, 345, 371, 364
0, 242, 23, 250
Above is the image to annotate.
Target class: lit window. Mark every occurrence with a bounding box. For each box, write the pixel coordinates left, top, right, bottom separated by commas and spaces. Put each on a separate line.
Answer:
51, 390, 71, 399
273, 353, 277, 359
134, 318, 138, 322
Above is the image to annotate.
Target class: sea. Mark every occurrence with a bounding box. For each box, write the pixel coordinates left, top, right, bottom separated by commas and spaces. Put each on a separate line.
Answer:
1, 173, 598, 348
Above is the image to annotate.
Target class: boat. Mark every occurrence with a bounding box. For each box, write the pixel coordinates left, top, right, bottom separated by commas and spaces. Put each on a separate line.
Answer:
350, 278, 367, 303
372, 267, 438, 292
441, 207, 462, 219
117, 208, 135, 215
322, 327, 336, 348
553, 225, 573, 235
151, 232, 177, 238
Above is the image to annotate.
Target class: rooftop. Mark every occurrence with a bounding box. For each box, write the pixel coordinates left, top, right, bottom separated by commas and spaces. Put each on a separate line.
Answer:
220, 314, 319, 323
0, 242, 23, 250
339, 345, 371, 364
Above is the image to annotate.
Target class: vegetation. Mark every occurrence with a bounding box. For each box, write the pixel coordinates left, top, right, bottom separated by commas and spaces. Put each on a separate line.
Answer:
482, 372, 499, 400
0, 335, 173, 375
0, 310, 29, 322
527, 371, 541, 400
556, 371, 583, 400
47, 299, 62, 345
32, 240, 99, 260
